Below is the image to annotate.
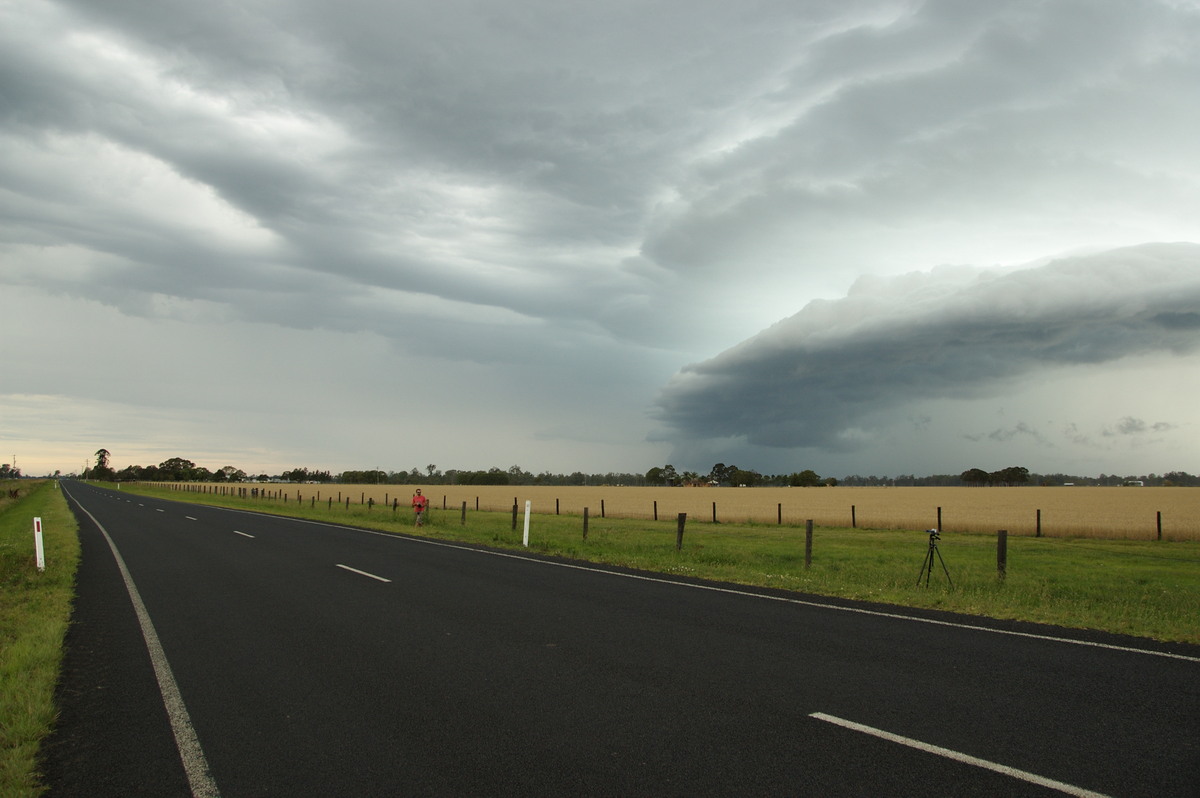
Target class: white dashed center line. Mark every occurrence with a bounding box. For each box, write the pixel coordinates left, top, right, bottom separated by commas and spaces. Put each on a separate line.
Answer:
336, 564, 392, 583
809, 713, 1112, 798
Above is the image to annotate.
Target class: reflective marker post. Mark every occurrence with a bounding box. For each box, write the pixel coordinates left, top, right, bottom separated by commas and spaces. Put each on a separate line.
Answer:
522, 501, 532, 547
33, 517, 45, 572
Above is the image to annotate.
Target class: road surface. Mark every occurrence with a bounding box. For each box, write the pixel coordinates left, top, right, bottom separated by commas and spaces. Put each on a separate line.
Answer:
40, 481, 1200, 796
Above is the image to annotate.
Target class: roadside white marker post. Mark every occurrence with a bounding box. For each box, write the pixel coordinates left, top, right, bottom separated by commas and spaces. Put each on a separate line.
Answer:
33, 517, 45, 572
523, 500, 531, 547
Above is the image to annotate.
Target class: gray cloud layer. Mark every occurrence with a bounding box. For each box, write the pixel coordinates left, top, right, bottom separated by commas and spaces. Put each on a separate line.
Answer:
6, 1, 1199, 352
3, 1, 1200, 474
654, 243, 1200, 451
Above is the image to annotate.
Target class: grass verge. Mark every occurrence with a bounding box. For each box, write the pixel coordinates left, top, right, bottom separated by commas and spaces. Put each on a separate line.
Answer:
0, 482, 79, 798
115, 482, 1200, 645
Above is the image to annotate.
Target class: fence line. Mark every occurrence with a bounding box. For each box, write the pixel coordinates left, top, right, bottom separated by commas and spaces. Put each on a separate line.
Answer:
142, 482, 1199, 540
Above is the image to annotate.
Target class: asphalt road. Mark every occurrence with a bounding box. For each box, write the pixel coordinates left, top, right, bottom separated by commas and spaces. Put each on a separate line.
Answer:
40, 481, 1200, 796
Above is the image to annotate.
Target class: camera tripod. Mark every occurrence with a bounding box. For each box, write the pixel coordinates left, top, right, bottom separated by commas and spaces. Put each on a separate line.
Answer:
917, 529, 952, 588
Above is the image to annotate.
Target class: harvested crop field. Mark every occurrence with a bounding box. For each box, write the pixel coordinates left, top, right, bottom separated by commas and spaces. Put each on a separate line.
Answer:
175, 483, 1200, 540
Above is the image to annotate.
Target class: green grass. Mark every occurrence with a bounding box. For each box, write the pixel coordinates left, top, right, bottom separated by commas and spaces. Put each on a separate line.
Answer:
0, 482, 80, 798
117, 482, 1200, 645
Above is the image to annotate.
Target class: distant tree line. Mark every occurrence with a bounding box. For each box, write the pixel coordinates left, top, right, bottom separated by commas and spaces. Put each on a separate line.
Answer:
71, 449, 1198, 488
643, 463, 836, 488
959, 466, 1030, 486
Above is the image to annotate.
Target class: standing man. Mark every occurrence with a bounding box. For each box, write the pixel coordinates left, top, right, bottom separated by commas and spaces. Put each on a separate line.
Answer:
411, 488, 429, 527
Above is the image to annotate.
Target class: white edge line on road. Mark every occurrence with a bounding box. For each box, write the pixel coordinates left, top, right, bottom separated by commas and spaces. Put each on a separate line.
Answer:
233, 530, 255, 538
185, 516, 198, 521
336, 563, 392, 583
62, 484, 221, 798
199, 504, 1200, 664
808, 713, 1112, 798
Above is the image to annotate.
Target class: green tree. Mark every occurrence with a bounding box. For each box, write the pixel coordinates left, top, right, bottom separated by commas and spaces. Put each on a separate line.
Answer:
731, 468, 760, 487
788, 469, 821, 487
159, 457, 198, 481
115, 465, 144, 481
91, 448, 116, 481
994, 466, 1030, 486
960, 468, 990, 486
218, 466, 247, 482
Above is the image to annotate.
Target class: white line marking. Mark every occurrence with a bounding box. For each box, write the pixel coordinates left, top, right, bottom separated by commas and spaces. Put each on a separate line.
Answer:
809, 713, 1112, 798
157, 509, 165, 513
185, 516, 198, 521
194, 503, 1200, 663
61, 484, 221, 798
336, 563, 392, 583
233, 531, 255, 538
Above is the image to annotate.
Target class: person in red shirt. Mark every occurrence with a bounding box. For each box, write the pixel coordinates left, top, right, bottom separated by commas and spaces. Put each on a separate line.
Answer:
411, 489, 429, 526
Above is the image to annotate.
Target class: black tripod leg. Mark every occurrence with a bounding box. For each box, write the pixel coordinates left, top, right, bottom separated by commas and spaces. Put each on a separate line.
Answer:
918, 547, 932, 586
934, 545, 952, 588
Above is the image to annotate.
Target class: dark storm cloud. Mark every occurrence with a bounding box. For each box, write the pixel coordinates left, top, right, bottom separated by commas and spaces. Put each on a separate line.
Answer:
654, 244, 1200, 450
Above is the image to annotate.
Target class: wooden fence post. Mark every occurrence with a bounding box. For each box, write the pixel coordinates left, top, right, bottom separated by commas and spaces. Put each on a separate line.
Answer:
461, 501, 467, 525
653, 500, 658, 521
851, 505, 856, 528
511, 502, 518, 530
676, 513, 687, 550
997, 529, 1008, 580
937, 506, 942, 532
583, 507, 589, 540
805, 520, 813, 569
1157, 511, 1162, 541
1036, 509, 1042, 538
778, 503, 782, 525
712, 501, 717, 523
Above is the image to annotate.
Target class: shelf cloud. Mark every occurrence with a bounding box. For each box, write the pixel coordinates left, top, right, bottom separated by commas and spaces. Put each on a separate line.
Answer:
655, 243, 1200, 463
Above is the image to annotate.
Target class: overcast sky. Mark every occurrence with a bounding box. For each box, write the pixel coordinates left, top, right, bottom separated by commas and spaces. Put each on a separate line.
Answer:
3, 0, 1199, 479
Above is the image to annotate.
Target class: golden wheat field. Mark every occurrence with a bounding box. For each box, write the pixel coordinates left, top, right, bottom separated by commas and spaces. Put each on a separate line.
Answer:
198, 483, 1200, 540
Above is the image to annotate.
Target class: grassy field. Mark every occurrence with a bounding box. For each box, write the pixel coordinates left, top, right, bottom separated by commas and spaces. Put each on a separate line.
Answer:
161, 482, 1200, 539
125, 482, 1200, 644
0, 481, 79, 798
